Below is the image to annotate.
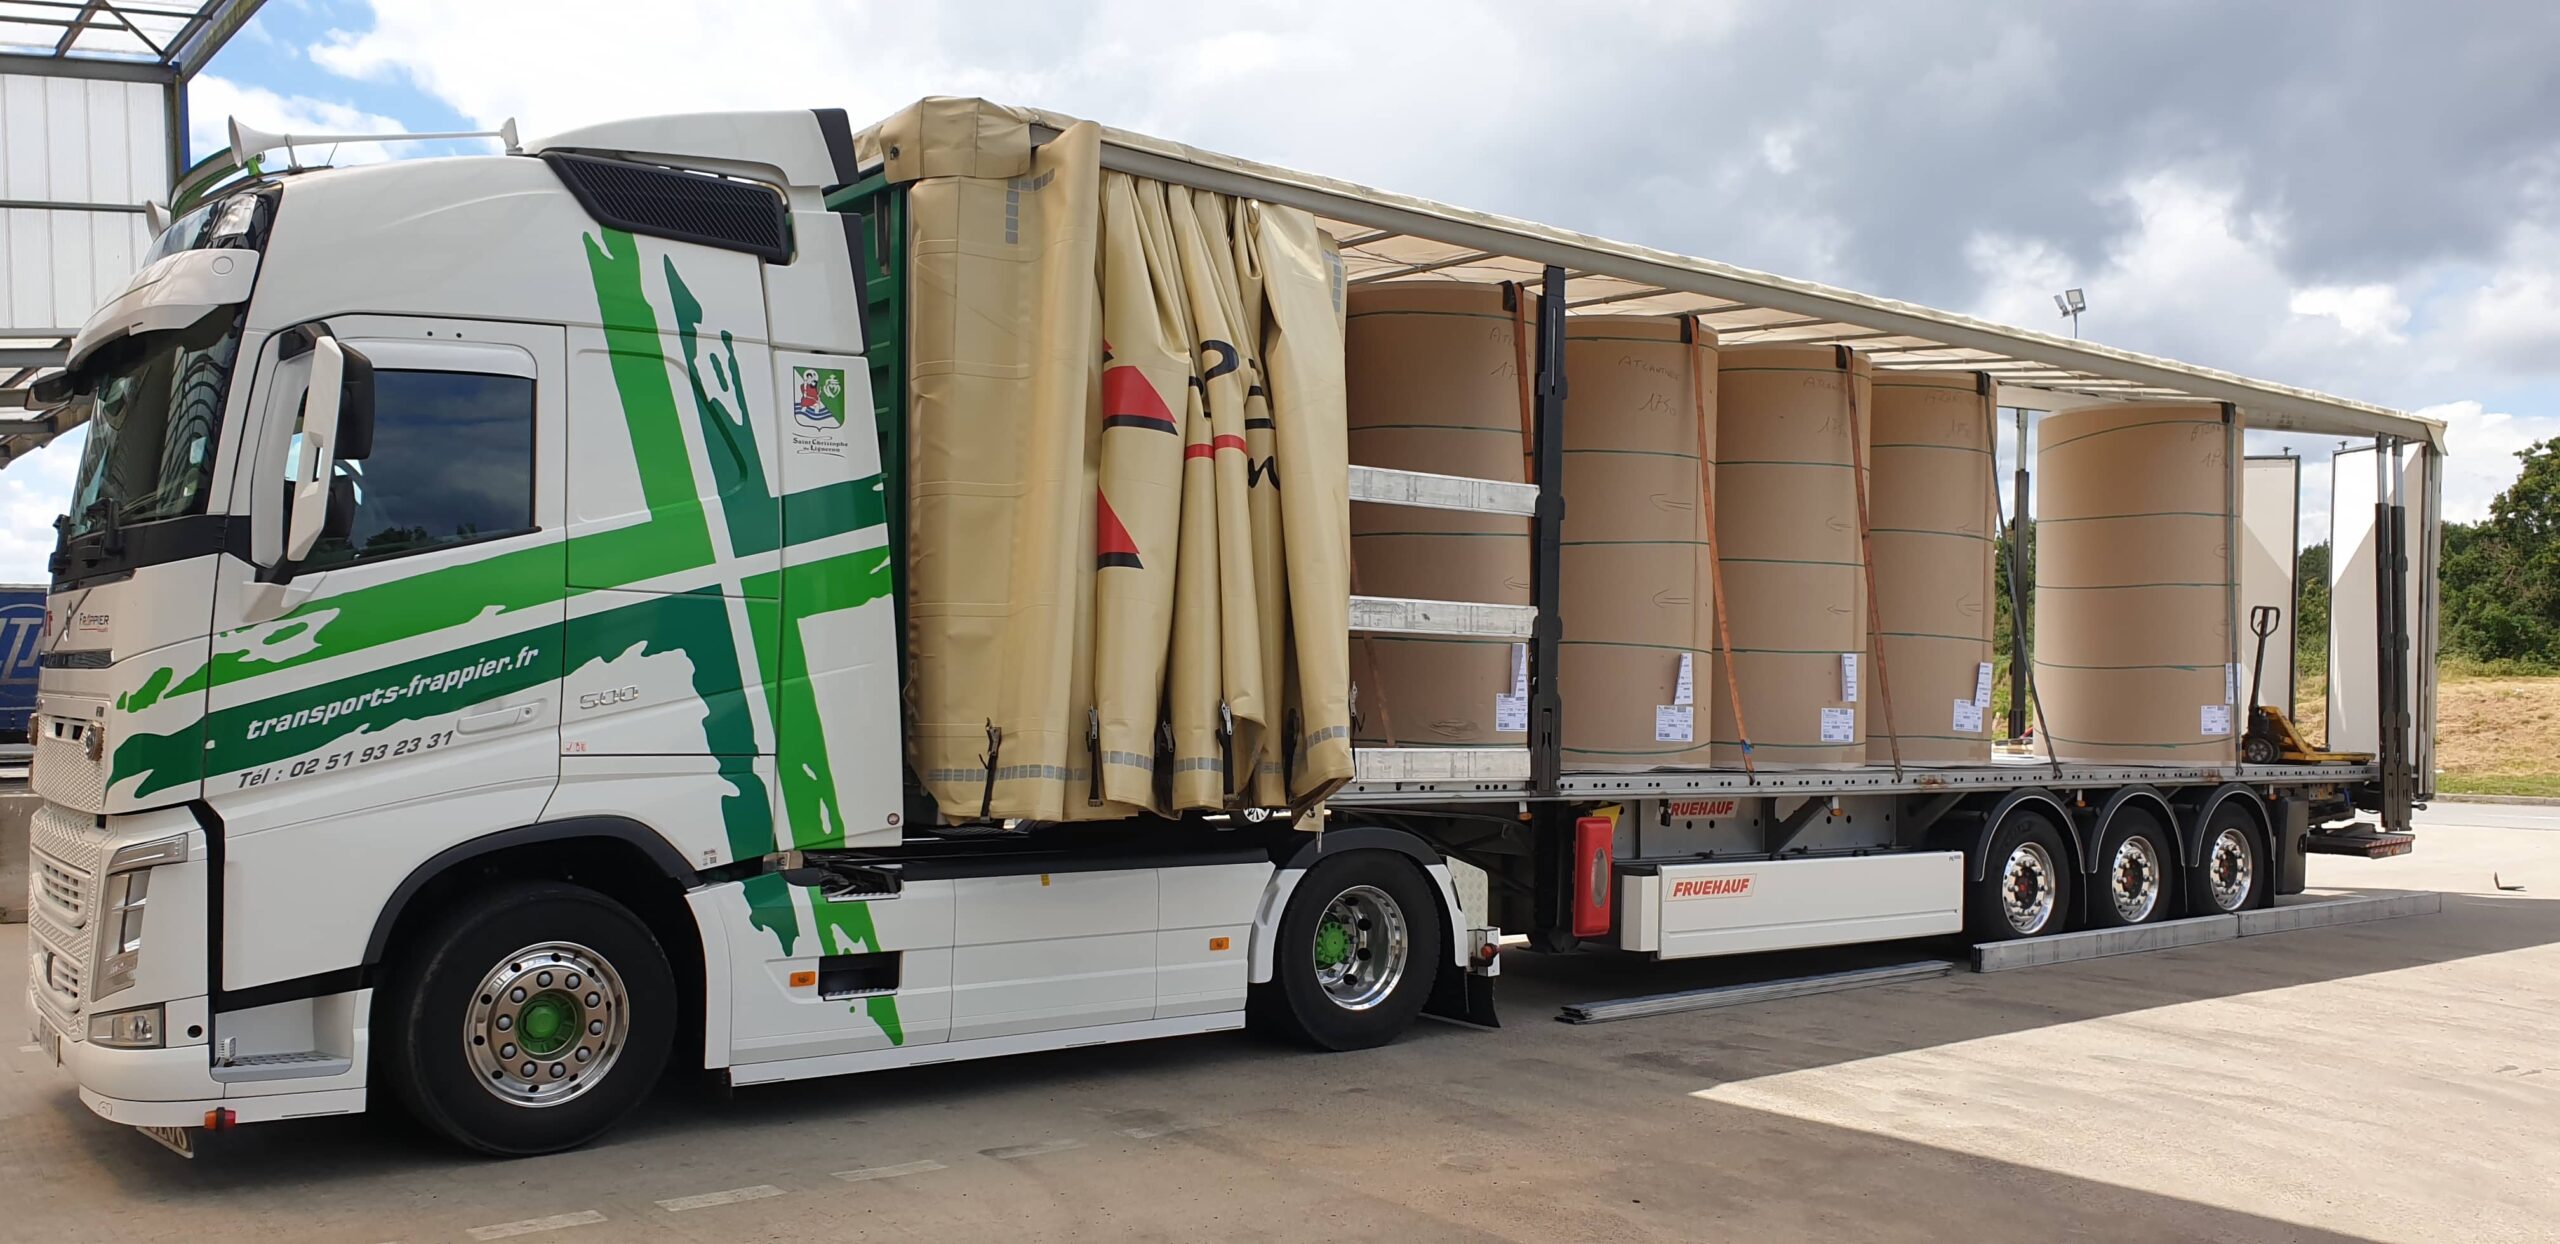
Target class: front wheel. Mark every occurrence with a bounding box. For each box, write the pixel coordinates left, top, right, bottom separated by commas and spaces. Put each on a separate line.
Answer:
1253, 851, 1443, 1050
378, 881, 675, 1156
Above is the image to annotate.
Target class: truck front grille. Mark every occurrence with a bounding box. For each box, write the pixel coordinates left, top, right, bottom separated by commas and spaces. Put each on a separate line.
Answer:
26, 799, 107, 1037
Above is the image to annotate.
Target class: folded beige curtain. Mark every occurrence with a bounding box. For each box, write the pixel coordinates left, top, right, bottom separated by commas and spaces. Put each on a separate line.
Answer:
896, 101, 1351, 822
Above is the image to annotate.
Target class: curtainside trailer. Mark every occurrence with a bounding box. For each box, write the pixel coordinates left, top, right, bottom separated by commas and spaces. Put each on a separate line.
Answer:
13, 98, 2436, 1156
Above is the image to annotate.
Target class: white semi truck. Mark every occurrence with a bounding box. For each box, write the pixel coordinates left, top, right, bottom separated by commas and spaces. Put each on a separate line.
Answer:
18, 100, 2437, 1157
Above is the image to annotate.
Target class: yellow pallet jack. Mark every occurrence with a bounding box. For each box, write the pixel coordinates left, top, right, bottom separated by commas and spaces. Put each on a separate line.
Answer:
2241, 605, 2372, 766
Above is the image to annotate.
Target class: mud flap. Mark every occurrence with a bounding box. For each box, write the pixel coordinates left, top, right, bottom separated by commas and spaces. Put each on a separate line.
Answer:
1425, 965, 1499, 1028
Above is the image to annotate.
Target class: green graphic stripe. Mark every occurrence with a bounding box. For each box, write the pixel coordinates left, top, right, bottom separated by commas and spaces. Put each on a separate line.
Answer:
114, 624, 564, 799
665, 258, 892, 555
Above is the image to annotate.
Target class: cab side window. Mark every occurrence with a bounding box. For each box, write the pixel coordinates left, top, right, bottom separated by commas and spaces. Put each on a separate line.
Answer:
301, 370, 536, 568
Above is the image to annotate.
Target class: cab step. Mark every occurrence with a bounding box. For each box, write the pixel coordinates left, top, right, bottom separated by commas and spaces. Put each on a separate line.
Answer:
2303, 825, 2416, 858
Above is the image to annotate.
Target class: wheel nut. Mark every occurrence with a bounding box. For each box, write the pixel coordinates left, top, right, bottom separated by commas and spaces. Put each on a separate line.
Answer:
574, 1048, 591, 1063
496, 1015, 512, 1031
501, 1043, 516, 1059
521, 1062, 537, 1077
589, 1020, 605, 1035
550, 1063, 566, 1079
510, 987, 526, 1003
537, 971, 554, 987
585, 992, 601, 1008
565, 974, 581, 990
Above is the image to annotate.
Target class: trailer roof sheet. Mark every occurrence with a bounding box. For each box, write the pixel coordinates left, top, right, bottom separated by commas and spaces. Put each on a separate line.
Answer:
992, 102, 2441, 448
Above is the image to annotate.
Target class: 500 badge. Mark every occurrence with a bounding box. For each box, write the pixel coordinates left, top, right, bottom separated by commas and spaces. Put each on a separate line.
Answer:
231, 727, 460, 789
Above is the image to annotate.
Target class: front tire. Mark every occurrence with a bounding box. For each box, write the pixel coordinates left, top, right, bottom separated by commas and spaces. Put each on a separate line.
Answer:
1253, 851, 1443, 1050
1967, 811, 2073, 941
379, 881, 675, 1156
2085, 809, 2177, 928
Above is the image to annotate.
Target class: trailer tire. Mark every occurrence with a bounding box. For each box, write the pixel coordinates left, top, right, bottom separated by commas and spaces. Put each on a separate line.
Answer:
1967, 811, 2072, 941
2085, 808, 2177, 928
2186, 804, 2269, 916
378, 881, 675, 1157
1253, 851, 1443, 1051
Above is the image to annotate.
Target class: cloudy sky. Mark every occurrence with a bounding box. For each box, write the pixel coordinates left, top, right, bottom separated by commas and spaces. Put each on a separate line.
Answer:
7, 0, 2555, 579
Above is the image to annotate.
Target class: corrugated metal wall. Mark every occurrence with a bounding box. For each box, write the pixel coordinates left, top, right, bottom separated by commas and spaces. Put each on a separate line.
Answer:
0, 74, 167, 337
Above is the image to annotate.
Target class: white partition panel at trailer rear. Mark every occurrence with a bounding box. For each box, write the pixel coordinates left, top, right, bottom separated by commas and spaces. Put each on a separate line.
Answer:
2328, 443, 2438, 788
2240, 455, 2302, 717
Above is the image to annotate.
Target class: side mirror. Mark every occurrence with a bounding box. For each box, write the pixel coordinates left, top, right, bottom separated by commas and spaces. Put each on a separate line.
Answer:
285, 337, 356, 563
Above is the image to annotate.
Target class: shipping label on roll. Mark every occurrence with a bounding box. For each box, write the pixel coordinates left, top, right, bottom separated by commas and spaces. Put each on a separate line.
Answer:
1819, 706, 1855, 743
1491, 643, 1530, 733
2200, 704, 2232, 737
1841, 653, 1859, 703
1655, 704, 1694, 743
1674, 652, 1695, 707
1973, 661, 1995, 708
1953, 699, 1984, 734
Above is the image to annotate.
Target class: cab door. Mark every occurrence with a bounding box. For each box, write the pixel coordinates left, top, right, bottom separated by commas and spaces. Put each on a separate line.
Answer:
204, 315, 567, 994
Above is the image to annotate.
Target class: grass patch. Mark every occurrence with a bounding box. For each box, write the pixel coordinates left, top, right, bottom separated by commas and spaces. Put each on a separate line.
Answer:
2435, 772, 2560, 798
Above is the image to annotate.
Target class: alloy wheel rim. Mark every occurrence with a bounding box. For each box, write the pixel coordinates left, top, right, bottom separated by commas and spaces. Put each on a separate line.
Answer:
2110, 835, 2163, 923
2207, 828, 2255, 911
2001, 841, 2058, 934
1314, 885, 1409, 1010
464, 941, 629, 1109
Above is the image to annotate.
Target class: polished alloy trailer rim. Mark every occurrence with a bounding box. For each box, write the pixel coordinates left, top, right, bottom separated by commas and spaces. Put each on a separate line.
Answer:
1314, 885, 1409, 1010
2207, 828, 2255, 911
2109, 835, 2164, 923
2001, 841, 2058, 934
465, 941, 629, 1108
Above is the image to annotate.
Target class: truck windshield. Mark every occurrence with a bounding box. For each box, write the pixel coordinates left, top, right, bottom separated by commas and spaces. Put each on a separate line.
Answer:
61, 305, 247, 538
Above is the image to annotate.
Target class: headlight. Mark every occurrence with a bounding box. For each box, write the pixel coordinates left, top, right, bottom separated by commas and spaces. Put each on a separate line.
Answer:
89, 1005, 164, 1049
94, 835, 188, 997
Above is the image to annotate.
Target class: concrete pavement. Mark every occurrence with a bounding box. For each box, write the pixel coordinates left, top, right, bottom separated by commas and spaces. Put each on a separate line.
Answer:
5, 805, 2556, 1242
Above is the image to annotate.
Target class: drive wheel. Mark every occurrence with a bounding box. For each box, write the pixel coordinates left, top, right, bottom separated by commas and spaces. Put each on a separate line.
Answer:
2086, 809, 2176, 927
1967, 811, 2072, 941
1254, 851, 1442, 1050
379, 881, 674, 1156
2186, 804, 2269, 916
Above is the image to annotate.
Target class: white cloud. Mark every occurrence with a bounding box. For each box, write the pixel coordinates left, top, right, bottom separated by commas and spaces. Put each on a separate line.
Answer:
0, 428, 82, 583
187, 74, 409, 168
2288, 283, 2410, 342
2421, 399, 2560, 524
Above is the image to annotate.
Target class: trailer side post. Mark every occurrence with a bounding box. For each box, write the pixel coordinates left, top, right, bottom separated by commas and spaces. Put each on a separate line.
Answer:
1528, 263, 1575, 946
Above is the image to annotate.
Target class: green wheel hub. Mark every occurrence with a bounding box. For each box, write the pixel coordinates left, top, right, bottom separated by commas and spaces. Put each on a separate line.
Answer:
1314, 919, 1353, 969
517, 992, 581, 1056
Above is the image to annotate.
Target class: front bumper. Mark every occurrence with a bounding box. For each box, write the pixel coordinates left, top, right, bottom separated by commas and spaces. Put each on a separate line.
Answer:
31, 1001, 368, 1129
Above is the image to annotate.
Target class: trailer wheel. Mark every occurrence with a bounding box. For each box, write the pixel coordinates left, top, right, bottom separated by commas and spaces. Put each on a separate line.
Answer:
378, 881, 675, 1156
2085, 809, 2176, 928
1967, 811, 2072, 941
1254, 851, 1443, 1051
2186, 805, 2269, 916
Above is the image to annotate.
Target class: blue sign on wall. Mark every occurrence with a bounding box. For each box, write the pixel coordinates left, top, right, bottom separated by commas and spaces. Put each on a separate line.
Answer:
0, 587, 42, 742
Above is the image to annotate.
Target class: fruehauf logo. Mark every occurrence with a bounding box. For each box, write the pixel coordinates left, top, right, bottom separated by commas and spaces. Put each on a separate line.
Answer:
793, 366, 847, 428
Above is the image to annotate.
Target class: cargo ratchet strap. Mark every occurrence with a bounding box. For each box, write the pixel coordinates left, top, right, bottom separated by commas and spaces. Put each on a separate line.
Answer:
1510, 282, 1536, 483
1840, 344, 1903, 780
1690, 317, 1755, 778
